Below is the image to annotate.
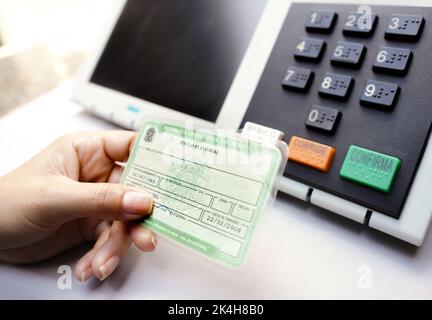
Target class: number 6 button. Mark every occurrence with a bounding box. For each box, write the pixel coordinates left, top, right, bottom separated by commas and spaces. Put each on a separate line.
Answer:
360, 80, 400, 110
373, 46, 412, 76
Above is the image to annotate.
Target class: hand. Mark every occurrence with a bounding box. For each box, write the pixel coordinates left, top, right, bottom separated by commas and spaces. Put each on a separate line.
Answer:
0, 131, 156, 282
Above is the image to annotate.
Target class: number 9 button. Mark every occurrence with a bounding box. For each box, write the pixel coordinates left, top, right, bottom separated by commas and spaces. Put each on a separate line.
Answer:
373, 46, 412, 76
360, 80, 400, 110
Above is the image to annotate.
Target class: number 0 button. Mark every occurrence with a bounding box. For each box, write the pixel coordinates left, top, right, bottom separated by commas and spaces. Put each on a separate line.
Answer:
318, 73, 354, 101
360, 80, 400, 110
306, 105, 342, 134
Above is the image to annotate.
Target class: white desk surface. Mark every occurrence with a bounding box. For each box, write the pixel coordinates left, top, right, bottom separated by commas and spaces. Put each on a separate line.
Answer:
0, 82, 431, 299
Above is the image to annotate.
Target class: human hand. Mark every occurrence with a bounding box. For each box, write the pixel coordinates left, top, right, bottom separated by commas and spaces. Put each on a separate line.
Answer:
0, 131, 156, 282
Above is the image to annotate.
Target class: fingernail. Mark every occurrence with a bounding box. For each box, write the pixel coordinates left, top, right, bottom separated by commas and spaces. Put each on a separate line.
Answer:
79, 269, 93, 283
98, 255, 120, 281
123, 191, 153, 215
140, 228, 157, 250
151, 235, 157, 249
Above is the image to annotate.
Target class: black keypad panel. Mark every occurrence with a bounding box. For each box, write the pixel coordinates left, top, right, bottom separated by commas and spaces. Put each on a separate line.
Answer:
360, 80, 400, 110
305, 105, 342, 134
294, 38, 326, 62
385, 14, 425, 41
343, 12, 378, 37
318, 73, 354, 100
330, 41, 366, 68
305, 11, 337, 33
372, 46, 412, 76
241, 4, 432, 218
281, 67, 314, 92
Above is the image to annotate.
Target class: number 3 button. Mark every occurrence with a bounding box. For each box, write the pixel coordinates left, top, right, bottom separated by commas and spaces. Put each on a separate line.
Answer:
385, 14, 424, 41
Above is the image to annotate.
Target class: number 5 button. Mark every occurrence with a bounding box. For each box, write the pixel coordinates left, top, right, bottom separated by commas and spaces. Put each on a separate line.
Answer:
373, 46, 412, 76
360, 80, 400, 110
331, 41, 366, 68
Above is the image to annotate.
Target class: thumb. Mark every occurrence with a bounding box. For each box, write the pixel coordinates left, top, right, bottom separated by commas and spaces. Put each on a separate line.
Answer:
44, 180, 154, 224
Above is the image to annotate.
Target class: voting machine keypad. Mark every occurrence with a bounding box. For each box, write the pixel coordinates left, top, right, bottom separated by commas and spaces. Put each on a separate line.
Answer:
241, 4, 432, 218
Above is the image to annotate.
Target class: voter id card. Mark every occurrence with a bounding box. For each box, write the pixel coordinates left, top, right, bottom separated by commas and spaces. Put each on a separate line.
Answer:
121, 118, 287, 268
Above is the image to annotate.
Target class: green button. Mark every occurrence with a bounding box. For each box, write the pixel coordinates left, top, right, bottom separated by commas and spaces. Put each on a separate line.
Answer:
340, 145, 401, 193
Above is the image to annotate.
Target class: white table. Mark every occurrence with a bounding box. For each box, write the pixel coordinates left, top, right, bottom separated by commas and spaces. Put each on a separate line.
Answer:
0, 82, 431, 299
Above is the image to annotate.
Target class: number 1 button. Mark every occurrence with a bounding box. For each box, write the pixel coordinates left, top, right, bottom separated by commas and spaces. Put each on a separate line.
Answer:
305, 11, 337, 33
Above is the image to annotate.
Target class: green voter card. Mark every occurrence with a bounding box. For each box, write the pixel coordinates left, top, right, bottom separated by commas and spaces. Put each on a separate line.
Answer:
121, 119, 283, 268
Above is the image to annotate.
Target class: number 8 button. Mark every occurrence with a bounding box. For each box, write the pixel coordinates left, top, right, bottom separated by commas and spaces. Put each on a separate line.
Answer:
318, 72, 354, 101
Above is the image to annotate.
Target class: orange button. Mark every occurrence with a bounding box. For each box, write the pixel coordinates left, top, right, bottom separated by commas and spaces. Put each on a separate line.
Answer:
288, 136, 336, 172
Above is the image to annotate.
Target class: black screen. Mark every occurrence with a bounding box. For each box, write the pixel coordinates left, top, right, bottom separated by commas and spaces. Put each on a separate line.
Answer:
90, 0, 267, 122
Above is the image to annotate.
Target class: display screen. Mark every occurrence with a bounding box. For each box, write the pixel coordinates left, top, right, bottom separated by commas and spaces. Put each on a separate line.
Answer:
90, 0, 267, 122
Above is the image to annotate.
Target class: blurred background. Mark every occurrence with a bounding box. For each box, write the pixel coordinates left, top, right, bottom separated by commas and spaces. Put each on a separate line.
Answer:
0, 0, 115, 117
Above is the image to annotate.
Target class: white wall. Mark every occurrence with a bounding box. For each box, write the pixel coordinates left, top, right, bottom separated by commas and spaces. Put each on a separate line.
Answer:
0, 0, 116, 52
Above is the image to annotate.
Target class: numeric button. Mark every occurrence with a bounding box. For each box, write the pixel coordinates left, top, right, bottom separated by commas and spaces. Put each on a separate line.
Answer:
330, 41, 366, 69
318, 73, 354, 101
343, 12, 378, 37
294, 38, 326, 62
306, 105, 342, 134
360, 80, 400, 110
305, 11, 337, 33
372, 46, 412, 76
385, 14, 425, 41
281, 67, 314, 92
